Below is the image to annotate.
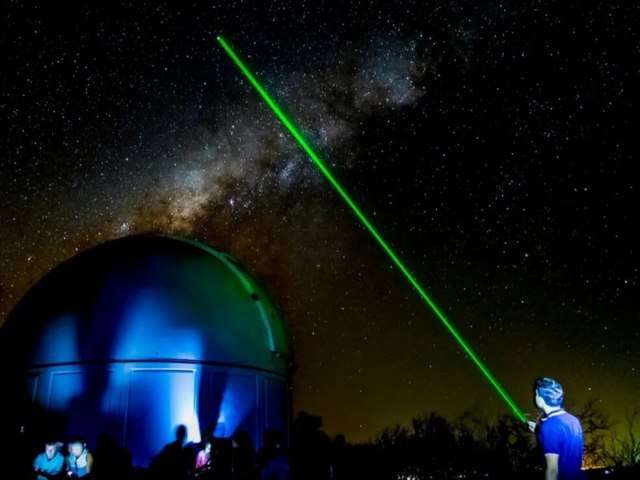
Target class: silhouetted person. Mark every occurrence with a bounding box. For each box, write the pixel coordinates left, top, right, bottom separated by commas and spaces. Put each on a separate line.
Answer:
150, 425, 195, 480
208, 436, 233, 479
527, 377, 586, 480
290, 412, 331, 480
194, 437, 213, 474
230, 430, 258, 480
92, 432, 132, 480
329, 434, 348, 480
256, 429, 288, 480
65, 437, 93, 478
33, 440, 64, 480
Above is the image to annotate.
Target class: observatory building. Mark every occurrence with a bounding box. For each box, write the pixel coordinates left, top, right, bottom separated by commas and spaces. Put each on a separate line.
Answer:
0, 234, 293, 467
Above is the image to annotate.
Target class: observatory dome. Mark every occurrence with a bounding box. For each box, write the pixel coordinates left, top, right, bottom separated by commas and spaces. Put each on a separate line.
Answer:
1, 234, 293, 467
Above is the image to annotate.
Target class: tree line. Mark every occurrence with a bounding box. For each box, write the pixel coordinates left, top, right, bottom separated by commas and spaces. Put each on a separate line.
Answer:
292, 402, 639, 480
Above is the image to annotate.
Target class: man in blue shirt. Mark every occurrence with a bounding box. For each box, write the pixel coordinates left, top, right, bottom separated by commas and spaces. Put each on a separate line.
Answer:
33, 440, 64, 480
527, 377, 586, 480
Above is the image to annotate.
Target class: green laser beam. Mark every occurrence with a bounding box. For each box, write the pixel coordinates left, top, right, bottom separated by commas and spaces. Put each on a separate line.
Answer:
217, 35, 527, 423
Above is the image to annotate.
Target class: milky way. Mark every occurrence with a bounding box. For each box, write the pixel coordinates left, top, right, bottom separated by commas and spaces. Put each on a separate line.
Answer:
1, 0, 638, 442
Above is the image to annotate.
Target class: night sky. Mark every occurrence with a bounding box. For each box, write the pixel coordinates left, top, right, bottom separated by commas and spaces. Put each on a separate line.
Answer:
2, 1, 638, 443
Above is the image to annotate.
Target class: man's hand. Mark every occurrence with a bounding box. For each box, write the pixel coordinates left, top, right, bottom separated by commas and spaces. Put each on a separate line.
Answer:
527, 420, 537, 432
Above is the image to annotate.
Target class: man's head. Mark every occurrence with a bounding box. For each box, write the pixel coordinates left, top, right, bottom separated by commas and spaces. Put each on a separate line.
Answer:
175, 425, 187, 444
534, 376, 564, 409
68, 439, 85, 457
44, 442, 58, 459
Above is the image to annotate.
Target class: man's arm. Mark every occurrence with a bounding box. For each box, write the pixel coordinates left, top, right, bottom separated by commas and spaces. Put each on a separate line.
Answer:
544, 453, 559, 480
85, 452, 94, 474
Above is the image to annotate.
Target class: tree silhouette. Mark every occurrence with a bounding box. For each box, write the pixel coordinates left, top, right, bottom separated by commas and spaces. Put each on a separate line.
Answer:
607, 408, 640, 469
578, 399, 611, 469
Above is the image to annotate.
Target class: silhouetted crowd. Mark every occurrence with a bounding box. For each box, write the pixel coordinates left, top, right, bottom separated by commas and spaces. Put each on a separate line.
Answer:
22, 412, 354, 480
144, 412, 350, 480
147, 425, 289, 480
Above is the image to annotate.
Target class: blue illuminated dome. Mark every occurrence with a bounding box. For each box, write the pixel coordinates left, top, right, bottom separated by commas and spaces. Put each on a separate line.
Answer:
0, 234, 294, 468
